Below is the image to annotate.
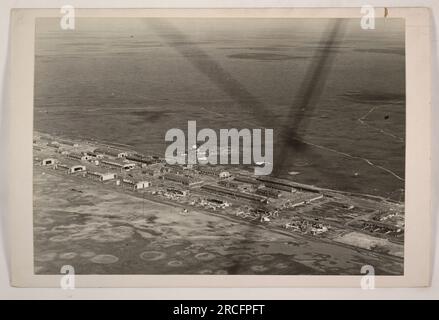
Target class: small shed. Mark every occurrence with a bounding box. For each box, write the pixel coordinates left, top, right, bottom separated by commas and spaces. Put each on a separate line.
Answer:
100, 173, 116, 181
122, 163, 136, 171
135, 181, 151, 190
68, 165, 86, 174
42, 158, 56, 166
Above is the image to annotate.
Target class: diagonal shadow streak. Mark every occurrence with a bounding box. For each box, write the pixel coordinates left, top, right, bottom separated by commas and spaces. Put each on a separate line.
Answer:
147, 19, 344, 176
145, 19, 344, 274
146, 19, 278, 128
273, 19, 345, 175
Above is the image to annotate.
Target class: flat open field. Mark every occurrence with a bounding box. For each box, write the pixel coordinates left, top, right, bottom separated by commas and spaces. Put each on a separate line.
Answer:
34, 166, 403, 275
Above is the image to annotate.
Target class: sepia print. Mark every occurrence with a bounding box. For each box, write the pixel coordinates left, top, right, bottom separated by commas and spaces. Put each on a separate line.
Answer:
32, 16, 407, 276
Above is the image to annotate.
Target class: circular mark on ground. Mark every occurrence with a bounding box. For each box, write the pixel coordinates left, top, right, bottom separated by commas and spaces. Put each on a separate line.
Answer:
195, 252, 216, 261
91, 226, 134, 243
251, 265, 269, 273
231, 254, 253, 262
59, 252, 77, 260
37, 217, 55, 225
176, 250, 191, 257
215, 270, 228, 275
140, 251, 166, 261
185, 244, 203, 252
167, 260, 183, 267
80, 251, 96, 258
197, 269, 213, 274
49, 235, 71, 242
90, 254, 119, 264
293, 160, 312, 167
220, 261, 235, 268
35, 252, 57, 262
257, 254, 274, 261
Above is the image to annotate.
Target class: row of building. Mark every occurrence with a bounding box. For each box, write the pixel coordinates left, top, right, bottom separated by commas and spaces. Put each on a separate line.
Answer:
256, 176, 321, 193
45, 154, 138, 173
40, 157, 151, 190
196, 166, 231, 179
162, 173, 203, 187
201, 184, 268, 203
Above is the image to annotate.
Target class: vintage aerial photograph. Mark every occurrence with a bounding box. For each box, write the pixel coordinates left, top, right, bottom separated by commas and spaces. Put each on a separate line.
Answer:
33, 17, 405, 275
